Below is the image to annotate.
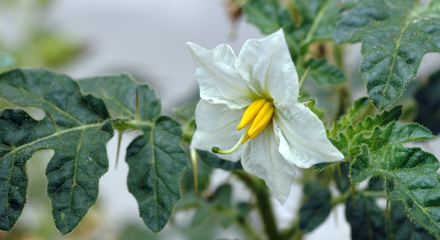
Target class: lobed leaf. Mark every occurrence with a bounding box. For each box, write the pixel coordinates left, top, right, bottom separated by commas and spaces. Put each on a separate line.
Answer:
335, 0, 440, 110
79, 75, 188, 233
0, 69, 113, 234
387, 200, 435, 240
347, 122, 440, 237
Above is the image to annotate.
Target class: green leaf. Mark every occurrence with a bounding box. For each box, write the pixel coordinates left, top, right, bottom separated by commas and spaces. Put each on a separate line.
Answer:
415, 70, 440, 135
243, 0, 343, 57
197, 150, 242, 171
78, 75, 160, 121
345, 192, 386, 240
243, 0, 299, 55
302, 58, 346, 84
172, 101, 197, 123
0, 69, 113, 234
296, 0, 343, 47
387, 200, 435, 240
345, 105, 402, 139
346, 122, 440, 237
78, 75, 189, 233
299, 189, 332, 233
126, 117, 188, 233
332, 97, 370, 134
335, 0, 440, 110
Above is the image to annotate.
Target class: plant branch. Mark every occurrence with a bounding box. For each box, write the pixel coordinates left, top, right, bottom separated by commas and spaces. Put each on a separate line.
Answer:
233, 170, 280, 240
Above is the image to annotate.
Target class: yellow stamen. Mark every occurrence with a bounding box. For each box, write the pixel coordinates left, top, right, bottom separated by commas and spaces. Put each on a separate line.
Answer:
212, 98, 275, 155
247, 102, 274, 139
237, 99, 267, 130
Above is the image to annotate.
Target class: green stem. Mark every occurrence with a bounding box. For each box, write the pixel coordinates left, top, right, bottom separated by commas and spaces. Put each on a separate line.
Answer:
234, 170, 280, 240
300, 0, 333, 52
237, 217, 263, 240
280, 218, 302, 240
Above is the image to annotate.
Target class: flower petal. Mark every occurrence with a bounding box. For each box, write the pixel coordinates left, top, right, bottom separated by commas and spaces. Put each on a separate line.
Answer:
236, 29, 299, 108
187, 42, 257, 109
274, 104, 344, 169
190, 99, 244, 161
241, 123, 295, 204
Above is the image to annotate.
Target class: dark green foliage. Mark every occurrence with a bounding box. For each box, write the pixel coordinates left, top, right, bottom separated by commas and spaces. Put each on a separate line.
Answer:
335, 0, 440, 110
0, 69, 113, 234
299, 189, 332, 233
415, 70, 440, 135
243, 0, 299, 56
387, 200, 434, 240
329, 96, 440, 238
79, 75, 189, 233
78, 74, 160, 121
334, 162, 350, 193
345, 192, 386, 240
243, 0, 342, 58
126, 117, 187, 233
302, 58, 346, 85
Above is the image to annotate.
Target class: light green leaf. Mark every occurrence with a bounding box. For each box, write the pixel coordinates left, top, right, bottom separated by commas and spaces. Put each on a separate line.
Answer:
334, 0, 440, 110
0, 69, 113, 234
345, 192, 386, 240
302, 58, 346, 84
78, 75, 188, 233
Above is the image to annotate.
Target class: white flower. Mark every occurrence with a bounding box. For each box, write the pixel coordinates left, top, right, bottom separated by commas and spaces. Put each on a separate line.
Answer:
187, 29, 344, 204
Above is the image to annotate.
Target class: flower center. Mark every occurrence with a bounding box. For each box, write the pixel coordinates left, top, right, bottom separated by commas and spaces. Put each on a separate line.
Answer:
212, 98, 274, 154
